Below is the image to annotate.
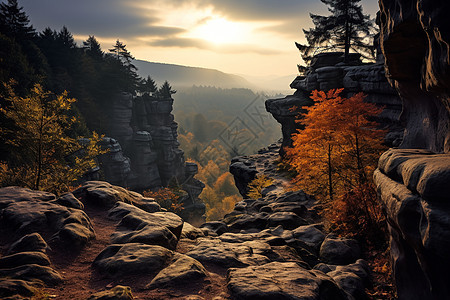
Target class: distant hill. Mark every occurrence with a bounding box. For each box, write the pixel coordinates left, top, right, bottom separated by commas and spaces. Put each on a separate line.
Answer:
133, 59, 255, 89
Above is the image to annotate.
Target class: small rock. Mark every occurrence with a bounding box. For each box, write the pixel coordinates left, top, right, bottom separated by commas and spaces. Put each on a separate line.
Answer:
0, 264, 63, 286
87, 285, 134, 300
0, 252, 50, 269
0, 279, 37, 299
53, 193, 84, 210
227, 261, 347, 299
268, 211, 307, 229
181, 222, 205, 240
147, 254, 207, 289
93, 243, 173, 277
320, 234, 361, 265
200, 221, 228, 235
7, 233, 48, 255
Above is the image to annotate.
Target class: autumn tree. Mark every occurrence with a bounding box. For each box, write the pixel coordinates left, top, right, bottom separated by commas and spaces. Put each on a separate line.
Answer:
285, 88, 387, 244
285, 89, 385, 201
0, 82, 106, 194
296, 0, 374, 64
247, 174, 274, 199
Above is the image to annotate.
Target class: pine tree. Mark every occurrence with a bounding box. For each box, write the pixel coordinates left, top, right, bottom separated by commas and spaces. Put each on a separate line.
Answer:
82, 35, 103, 59
109, 39, 134, 66
296, 0, 374, 65
139, 75, 157, 94
57, 26, 76, 49
0, 0, 35, 39
158, 80, 176, 98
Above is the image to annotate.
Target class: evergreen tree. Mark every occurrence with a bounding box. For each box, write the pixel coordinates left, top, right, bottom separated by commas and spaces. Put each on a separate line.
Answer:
139, 75, 157, 94
109, 39, 134, 66
57, 26, 76, 49
0, 0, 35, 39
296, 0, 374, 65
158, 80, 176, 98
82, 35, 103, 59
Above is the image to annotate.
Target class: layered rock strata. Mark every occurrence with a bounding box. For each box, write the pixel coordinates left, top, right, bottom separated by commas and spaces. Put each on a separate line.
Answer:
102, 92, 205, 222
266, 52, 403, 156
373, 1, 450, 299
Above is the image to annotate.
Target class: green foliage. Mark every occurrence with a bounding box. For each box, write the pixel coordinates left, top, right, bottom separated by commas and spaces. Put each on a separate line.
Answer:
296, 0, 375, 64
0, 82, 107, 194
247, 174, 274, 199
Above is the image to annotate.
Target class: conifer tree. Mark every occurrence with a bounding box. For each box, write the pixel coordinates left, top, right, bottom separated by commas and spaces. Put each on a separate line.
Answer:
296, 0, 374, 65
109, 39, 134, 66
158, 80, 176, 98
0, 0, 35, 39
83, 35, 103, 59
139, 75, 157, 94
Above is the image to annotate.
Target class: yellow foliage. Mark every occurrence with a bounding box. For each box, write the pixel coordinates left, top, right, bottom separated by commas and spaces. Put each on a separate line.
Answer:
0, 82, 107, 194
247, 174, 274, 199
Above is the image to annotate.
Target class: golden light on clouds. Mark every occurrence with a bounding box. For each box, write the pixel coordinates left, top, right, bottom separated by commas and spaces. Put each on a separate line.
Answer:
191, 17, 244, 44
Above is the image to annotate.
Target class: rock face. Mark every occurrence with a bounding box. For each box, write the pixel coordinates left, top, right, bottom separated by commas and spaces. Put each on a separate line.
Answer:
1, 163, 369, 299
99, 92, 205, 223
266, 52, 403, 157
373, 1, 450, 299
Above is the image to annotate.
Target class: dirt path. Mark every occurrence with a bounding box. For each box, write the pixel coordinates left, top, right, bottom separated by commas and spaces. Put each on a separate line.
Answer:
43, 205, 229, 300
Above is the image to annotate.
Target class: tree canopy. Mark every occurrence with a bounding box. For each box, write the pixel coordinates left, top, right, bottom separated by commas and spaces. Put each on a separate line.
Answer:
0, 82, 105, 194
285, 89, 385, 200
296, 0, 375, 65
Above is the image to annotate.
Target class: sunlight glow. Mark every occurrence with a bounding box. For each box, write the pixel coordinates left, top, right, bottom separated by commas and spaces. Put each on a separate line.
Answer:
193, 18, 242, 44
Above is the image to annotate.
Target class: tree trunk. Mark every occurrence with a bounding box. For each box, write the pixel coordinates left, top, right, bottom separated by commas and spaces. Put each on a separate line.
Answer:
35, 115, 43, 190
344, 2, 350, 62
328, 143, 333, 200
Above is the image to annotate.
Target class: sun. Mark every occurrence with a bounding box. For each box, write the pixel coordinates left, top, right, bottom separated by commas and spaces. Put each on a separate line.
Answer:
193, 17, 242, 44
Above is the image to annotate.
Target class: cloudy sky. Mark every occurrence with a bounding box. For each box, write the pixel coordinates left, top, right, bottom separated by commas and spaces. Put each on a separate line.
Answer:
20, 0, 379, 77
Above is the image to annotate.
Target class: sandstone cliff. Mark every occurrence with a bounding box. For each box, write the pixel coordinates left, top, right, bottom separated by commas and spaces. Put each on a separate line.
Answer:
373, 1, 450, 299
97, 92, 205, 224
266, 52, 403, 157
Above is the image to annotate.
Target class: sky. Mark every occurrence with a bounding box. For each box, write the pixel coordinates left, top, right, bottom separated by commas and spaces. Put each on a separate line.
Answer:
20, 0, 379, 77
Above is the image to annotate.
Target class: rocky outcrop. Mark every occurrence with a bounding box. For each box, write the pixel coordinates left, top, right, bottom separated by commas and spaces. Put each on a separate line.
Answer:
378, 0, 450, 153
1, 169, 371, 299
100, 92, 205, 223
374, 149, 450, 299
266, 52, 403, 157
373, 1, 450, 299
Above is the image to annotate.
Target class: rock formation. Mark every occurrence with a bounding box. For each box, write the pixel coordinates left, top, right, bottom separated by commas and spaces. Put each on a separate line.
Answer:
266, 52, 403, 156
373, 1, 450, 299
99, 92, 205, 223
1, 160, 370, 299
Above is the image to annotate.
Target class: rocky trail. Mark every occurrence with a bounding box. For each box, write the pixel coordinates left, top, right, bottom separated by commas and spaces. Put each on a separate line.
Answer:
0, 146, 371, 300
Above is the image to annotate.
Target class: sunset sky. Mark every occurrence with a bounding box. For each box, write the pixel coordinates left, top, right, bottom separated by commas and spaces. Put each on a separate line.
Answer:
21, 0, 379, 77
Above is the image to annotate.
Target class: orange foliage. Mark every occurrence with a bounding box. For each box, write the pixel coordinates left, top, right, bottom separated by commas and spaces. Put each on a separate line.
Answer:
142, 187, 184, 213
285, 89, 386, 200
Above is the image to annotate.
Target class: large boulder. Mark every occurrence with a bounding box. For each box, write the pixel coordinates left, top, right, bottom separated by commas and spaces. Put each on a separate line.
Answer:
227, 262, 348, 300
0, 186, 95, 249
